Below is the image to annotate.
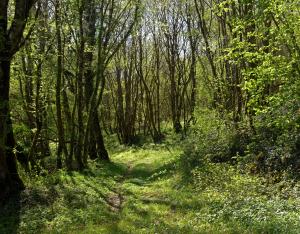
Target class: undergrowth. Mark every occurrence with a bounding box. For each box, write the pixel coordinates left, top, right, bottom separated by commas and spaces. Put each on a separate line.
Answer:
1, 115, 300, 233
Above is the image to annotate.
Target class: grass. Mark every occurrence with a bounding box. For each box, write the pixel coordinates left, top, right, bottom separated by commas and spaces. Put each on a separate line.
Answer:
1, 136, 300, 233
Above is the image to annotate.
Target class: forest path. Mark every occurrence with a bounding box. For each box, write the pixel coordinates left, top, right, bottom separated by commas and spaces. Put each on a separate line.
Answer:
96, 146, 185, 233
108, 148, 179, 212
85, 144, 300, 234
106, 163, 133, 212
4, 144, 299, 234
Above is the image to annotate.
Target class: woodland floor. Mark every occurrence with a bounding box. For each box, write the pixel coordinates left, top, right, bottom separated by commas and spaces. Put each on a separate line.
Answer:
1, 137, 300, 234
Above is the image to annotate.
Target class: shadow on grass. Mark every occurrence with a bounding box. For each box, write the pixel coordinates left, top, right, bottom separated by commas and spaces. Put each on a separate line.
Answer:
126, 160, 177, 182
95, 161, 128, 178
0, 187, 59, 234
0, 192, 21, 234
57, 168, 124, 215
120, 202, 200, 234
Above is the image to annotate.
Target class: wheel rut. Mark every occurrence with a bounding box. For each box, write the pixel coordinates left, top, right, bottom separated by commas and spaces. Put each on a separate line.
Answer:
107, 164, 133, 213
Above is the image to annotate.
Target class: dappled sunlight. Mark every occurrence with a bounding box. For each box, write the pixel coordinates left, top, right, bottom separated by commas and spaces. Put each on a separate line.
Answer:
1, 142, 300, 233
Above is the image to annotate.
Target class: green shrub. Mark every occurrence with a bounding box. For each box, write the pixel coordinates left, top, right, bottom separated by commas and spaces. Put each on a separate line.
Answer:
179, 108, 236, 179
244, 79, 300, 175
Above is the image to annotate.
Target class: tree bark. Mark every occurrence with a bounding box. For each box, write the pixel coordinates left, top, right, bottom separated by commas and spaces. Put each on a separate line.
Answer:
0, 60, 24, 200
55, 0, 69, 169
0, 0, 36, 200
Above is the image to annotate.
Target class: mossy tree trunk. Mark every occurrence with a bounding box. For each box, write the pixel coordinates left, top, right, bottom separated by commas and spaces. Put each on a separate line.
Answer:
0, 0, 36, 201
0, 58, 25, 200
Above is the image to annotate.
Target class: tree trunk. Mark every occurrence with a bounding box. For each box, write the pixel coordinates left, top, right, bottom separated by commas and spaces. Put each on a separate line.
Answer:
55, 0, 68, 169
93, 114, 109, 160
83, 0, 109, 160
0, 0, 38, 201
0, 60, 24, 200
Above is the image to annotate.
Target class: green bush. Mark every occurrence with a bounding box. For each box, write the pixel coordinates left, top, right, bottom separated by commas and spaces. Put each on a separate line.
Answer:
244, 78, 300, 175
179, 108, 236, 179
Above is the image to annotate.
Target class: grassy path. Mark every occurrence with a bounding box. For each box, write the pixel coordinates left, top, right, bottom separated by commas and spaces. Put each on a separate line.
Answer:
60, 144, 183, 233
85, 145, 300, 234
1, 144, 300, 233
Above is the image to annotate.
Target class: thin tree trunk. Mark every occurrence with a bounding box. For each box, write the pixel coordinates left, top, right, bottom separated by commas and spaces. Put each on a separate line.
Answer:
75, 1, 85, 169
55, 0, 68, 168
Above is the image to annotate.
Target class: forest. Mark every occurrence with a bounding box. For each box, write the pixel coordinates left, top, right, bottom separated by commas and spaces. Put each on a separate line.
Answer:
0, 0, 299, 233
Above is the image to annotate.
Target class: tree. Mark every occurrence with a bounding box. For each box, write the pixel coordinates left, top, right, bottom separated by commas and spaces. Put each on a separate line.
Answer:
83, 0, 140, 156
0, 0, 37, 201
